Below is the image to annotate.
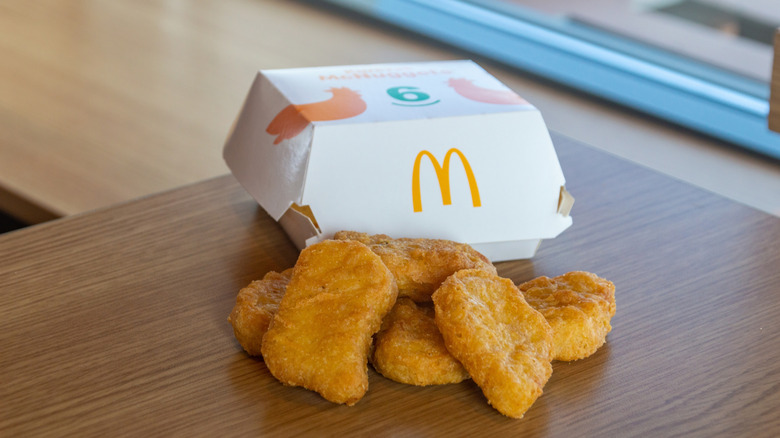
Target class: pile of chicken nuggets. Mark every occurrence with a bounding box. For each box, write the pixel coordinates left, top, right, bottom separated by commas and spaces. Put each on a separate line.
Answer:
228, 231, 616, 418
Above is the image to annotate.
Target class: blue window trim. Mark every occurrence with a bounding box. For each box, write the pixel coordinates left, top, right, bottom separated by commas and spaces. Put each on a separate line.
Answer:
325, 0, 780, 160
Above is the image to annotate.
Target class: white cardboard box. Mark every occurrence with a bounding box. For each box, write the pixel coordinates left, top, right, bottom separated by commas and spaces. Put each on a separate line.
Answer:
223, 60, 573, 261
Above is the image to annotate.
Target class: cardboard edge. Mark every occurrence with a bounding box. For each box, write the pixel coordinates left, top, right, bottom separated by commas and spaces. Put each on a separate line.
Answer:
471, 239, 543, 262
278, 207, 321, 250
223, 72, 316, 221
558, 186, 574, 217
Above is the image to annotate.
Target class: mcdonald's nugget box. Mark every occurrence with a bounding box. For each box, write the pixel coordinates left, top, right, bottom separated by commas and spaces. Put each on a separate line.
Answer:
223, 60, 573, 261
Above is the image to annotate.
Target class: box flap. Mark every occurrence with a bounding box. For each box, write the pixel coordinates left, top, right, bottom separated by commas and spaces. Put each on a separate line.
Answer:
279, 205, 319, 250
558, 186, 574, 217
223, 74, 312, 220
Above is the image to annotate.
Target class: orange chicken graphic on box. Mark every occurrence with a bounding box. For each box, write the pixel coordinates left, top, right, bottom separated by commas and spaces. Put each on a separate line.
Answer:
266, 87, 367, 144
448, 78, 528, 105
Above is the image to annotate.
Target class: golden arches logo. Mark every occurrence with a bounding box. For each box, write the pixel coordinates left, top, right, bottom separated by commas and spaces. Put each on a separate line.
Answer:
412, 148, 481, 213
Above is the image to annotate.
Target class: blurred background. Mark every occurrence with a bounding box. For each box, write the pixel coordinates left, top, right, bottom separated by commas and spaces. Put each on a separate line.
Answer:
329, 0, 780, 156
1, 0, 778, 233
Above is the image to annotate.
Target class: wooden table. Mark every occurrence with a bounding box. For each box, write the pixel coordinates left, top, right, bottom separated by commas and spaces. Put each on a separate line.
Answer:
2, 134, 779, 436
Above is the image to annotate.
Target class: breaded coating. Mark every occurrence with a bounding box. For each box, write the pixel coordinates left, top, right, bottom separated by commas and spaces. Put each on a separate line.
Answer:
261, 240, 398, 406
227, 268, 293, 356
334, 231, 496, 302
433, 269, 553, 419
518, 271, 616, 361
371, 298, 469, 386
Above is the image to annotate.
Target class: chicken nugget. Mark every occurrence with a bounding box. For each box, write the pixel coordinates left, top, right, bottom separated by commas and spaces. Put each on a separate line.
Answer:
518, 271, 616, 361
334, 231, 496, 302
261, 240, 398, 406
227, 268, 293, 356
433, 269, 553, 419
371, 297, 469, 386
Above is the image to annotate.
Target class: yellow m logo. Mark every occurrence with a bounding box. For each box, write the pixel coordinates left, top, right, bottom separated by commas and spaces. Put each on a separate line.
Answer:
412, 148, 481, 213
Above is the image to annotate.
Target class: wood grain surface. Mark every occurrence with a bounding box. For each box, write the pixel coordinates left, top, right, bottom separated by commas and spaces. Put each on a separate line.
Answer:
2, 134, 780, 436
